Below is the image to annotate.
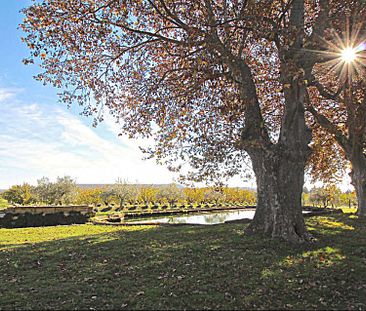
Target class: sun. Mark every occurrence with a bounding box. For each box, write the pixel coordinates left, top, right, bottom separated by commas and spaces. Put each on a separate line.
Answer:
341, 47, 357, 63
312, 36, 366, 82
305, 17, 366, 83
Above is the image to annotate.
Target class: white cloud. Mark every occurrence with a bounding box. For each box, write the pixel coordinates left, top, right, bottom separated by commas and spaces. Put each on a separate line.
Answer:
0, 88, 23, 103
0, 92, 257, 190
0, 93, 177, 189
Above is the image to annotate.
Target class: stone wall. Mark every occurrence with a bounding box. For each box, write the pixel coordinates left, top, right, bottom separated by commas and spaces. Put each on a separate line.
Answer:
0, 205, 95, 228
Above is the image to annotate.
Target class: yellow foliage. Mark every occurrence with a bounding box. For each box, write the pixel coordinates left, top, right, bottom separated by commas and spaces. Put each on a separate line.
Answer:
74, 187, 106, 205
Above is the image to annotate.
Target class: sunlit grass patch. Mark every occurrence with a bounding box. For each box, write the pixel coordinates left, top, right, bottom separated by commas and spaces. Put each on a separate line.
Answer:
340, 207, 357, 214
0, 224, 155, 250
306, 216, 354, 235
317, 218, 354, 230
285, 247, 345, 267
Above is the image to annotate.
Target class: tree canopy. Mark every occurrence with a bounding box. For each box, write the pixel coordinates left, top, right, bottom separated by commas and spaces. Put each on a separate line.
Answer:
21, 0, 328, 183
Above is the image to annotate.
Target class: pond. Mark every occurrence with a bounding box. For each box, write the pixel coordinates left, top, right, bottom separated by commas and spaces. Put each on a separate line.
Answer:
124, 209, 312, 225
125, 209, 256, 225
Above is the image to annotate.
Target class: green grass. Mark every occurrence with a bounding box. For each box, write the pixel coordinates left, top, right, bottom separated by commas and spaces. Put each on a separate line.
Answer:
0, 211, 365, 310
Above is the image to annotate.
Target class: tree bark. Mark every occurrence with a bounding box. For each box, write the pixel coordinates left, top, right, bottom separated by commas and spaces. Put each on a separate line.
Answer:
349, 155, 366, 217
245, 143, 312, 243
243, 62, 312, 242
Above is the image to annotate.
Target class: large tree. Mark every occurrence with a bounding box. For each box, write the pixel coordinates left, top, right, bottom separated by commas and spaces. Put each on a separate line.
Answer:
306, 2, 366, 216
21, 0, 332, 242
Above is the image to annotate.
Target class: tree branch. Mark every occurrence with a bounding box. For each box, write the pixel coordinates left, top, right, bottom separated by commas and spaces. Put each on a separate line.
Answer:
309, 79, 345, 101
305, 92, 350, 152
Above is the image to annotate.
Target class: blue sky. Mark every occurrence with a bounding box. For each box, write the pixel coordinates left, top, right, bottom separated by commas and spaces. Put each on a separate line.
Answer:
0, 1, 256, 189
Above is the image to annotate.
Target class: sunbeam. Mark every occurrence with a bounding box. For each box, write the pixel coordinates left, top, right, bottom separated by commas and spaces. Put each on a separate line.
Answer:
308, 20, 366, 84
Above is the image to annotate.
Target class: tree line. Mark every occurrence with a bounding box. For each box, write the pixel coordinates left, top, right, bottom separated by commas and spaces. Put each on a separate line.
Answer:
0, 177, 256, 208
1, 176, 356, 210
302, 186, 356, 209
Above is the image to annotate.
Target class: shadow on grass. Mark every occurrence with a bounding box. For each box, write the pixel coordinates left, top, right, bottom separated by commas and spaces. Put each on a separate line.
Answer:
0, 214, 365, 310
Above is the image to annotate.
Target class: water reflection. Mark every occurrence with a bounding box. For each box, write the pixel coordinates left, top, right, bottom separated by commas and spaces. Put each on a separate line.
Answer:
128, 210, 257, 225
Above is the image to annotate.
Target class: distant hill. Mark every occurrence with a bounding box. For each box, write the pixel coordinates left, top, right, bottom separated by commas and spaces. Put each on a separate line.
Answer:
77, 184, 255, 190
0, 184, 255, 192
77, 183, 184, 189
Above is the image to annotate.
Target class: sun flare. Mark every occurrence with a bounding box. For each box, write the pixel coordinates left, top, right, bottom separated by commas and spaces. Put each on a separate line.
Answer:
311, 34, 366, 82
341, 47, 357, 63
304, 16, 366, 83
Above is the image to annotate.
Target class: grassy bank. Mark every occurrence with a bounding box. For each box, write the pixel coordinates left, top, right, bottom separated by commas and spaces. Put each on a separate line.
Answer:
0, 211, 365, 310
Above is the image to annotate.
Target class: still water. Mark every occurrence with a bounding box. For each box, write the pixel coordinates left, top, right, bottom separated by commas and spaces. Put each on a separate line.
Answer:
126, 209, 312, 225
127, 209, 256, 225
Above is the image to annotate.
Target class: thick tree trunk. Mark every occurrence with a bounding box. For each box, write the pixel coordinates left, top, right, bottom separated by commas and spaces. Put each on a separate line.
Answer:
243, 42, 312, 242
246, 147, 312, 243
349, 157, 366, 217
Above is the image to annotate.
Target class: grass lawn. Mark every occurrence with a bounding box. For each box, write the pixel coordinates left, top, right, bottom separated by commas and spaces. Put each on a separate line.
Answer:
0, 211, 365, 310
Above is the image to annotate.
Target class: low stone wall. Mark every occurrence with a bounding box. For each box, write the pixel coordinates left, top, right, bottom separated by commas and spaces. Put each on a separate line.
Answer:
0, 205, 95, 228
